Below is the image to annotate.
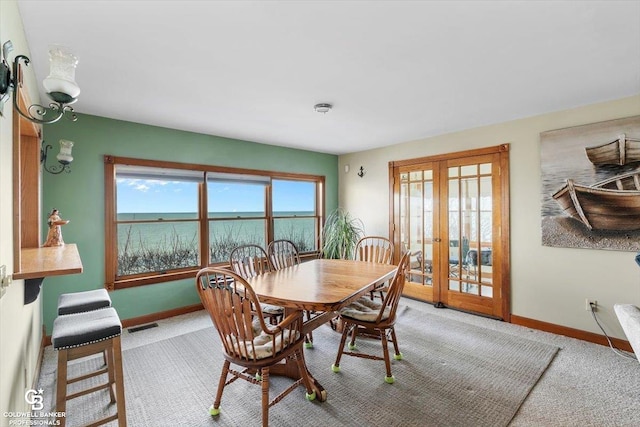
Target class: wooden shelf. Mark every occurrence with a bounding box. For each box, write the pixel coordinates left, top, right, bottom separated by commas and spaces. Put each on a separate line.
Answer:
14, 244, 83, 305
14, 243, 83, 280
13, 243, 82, 279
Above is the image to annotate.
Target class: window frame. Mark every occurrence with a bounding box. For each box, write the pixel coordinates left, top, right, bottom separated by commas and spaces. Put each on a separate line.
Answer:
271, 178, 321, 254
104, 155, 325, 290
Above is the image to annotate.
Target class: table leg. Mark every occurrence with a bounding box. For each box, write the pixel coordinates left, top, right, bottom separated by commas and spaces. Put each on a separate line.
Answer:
267, 310, 336, 402
269, 358, 327, 401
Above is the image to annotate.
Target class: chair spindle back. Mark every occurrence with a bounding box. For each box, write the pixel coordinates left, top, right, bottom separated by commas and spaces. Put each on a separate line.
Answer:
375, 251, 411, 324
196, 268, 302, 362
268, 239, 301, 270
354, 236, 394, 265
229, 244, 273, 278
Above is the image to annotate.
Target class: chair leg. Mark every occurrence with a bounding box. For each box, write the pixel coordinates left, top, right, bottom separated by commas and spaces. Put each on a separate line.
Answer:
380, 330, 394, 382
112, 336, 127, 426
304, 311, 313, 347
211, 360, 230, 415
389, 327, 402, 358
348, 322, 359, 349
332, 323, 351, 370
55, 349, 68, 427
261, 367, 270, 427
105, 345, 116, 403
293, 348, 314, 397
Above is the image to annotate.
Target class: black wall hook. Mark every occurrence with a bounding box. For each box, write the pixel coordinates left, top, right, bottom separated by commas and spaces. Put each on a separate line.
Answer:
357, 166, 364, 178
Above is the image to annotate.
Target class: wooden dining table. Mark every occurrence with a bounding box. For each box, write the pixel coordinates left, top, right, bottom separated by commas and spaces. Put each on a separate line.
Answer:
246, 258, 397, 401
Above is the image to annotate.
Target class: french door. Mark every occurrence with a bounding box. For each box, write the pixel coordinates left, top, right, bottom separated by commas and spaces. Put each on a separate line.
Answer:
389, 145, 510, 319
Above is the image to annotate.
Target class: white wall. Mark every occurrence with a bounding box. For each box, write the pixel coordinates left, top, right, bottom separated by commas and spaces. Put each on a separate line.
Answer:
339, 96, 640, 339
0, 0, 44, 419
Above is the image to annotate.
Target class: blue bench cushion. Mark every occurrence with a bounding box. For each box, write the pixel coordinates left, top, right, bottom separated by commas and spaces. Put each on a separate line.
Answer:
52, 307, 122, 350
57, 289, 112, 315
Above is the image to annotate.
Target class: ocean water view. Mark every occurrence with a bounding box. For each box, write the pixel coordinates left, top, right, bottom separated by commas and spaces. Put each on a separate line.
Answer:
116, 211, 316, 276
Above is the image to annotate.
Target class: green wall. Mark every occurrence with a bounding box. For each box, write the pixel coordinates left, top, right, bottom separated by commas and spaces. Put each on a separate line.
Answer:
41, 113, 338, 333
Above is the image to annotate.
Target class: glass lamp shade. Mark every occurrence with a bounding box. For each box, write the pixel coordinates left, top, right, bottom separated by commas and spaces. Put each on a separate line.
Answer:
56, 139, 74, 164
42, 45, 80, 102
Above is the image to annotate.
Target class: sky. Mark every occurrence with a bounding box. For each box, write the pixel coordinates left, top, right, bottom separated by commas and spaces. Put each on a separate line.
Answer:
116, 178, 315, 214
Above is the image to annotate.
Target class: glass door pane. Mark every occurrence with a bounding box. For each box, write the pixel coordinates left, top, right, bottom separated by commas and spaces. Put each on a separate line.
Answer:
447, 163, 493, 298
400, 168, 435, 299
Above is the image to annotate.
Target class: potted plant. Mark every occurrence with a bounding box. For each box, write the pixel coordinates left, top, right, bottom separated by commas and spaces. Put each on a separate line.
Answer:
322, 208, 364, 259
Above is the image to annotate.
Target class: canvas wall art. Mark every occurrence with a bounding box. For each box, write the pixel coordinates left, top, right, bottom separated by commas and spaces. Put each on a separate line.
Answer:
540, 115, 640, 251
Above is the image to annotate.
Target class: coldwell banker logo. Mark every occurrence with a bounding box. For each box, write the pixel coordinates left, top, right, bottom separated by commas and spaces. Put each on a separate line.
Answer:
2, 389, 64, 425
25, 389, 43, 411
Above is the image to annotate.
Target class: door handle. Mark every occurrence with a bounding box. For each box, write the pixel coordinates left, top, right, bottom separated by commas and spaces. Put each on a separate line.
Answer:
433, 238, 442, 242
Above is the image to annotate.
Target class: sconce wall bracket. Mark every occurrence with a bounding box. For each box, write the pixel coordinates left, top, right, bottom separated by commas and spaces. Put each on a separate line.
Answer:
0, 39, 79, 124
41, 140, 72, 175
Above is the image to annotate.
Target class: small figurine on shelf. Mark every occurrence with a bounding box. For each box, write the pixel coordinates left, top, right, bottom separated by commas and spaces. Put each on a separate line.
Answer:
42, 208, 69, 247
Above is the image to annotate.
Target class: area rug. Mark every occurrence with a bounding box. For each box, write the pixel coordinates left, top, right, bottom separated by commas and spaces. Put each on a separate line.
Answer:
37, 304, 558, 427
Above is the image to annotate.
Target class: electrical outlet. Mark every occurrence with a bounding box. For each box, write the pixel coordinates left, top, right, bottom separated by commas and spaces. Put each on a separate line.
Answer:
585, 298, 597, 311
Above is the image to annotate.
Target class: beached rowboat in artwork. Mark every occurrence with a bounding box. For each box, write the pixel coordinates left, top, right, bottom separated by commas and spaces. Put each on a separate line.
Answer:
552, 170, 640, 231
584, 134, 640, 166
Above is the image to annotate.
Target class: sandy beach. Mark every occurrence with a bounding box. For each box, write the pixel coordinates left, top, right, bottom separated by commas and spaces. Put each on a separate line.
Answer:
542, 216, 640, 252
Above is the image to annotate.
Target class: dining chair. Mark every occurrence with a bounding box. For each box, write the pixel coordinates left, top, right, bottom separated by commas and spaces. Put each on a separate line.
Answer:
267, 239, 315, 348
229, 244, 273, 277
331, 251, 411, 384
195, 267, 316, 426
229, 244, 283, 324
267, 239, 301, 269
354, 236, 394, 299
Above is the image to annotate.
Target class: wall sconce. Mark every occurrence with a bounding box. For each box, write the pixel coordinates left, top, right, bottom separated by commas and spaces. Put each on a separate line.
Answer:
357, 166, 365, 178
0, 39, 80, 124
41, 140, 74, 174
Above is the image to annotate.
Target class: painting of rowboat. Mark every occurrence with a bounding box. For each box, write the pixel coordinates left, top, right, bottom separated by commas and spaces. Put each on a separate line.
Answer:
585, 134, 640, 166
541, 115, 640, 251
552, 169, 640, 231
595, 169, 640, 191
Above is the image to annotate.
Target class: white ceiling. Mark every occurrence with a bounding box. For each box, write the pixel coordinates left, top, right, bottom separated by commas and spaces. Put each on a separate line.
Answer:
16, 1, 640, 155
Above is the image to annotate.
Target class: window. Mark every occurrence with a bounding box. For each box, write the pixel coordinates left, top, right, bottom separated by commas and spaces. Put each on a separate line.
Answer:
207, 174, 269, 263
272, 179, 318, 253
116, 166, 202, 277
104, 156, 324, 290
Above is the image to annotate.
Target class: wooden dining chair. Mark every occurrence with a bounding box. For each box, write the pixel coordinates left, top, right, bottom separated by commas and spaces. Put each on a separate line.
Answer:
331, 252, 411, 384
229, 244, 274, 277
195, 267, 316, 426
355, 236, 394, 264
229, 244, 283, 324
354, 236, 394, 299
267, 239, 314, 347
267, 239, 301, 269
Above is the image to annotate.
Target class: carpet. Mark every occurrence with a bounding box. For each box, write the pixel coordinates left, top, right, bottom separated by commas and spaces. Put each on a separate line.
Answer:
38, 304, 558, 427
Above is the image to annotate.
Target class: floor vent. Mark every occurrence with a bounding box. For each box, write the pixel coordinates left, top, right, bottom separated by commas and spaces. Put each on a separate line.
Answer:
128, 323, 159, 333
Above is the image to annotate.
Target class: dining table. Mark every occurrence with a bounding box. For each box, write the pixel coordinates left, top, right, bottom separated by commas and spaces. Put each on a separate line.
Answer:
245, 258, 397, 401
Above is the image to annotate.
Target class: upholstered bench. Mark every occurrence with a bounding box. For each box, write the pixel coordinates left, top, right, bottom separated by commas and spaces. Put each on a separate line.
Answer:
614, 304, 640, 364
52, 307, 127, 427
57, 288, 112, 315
